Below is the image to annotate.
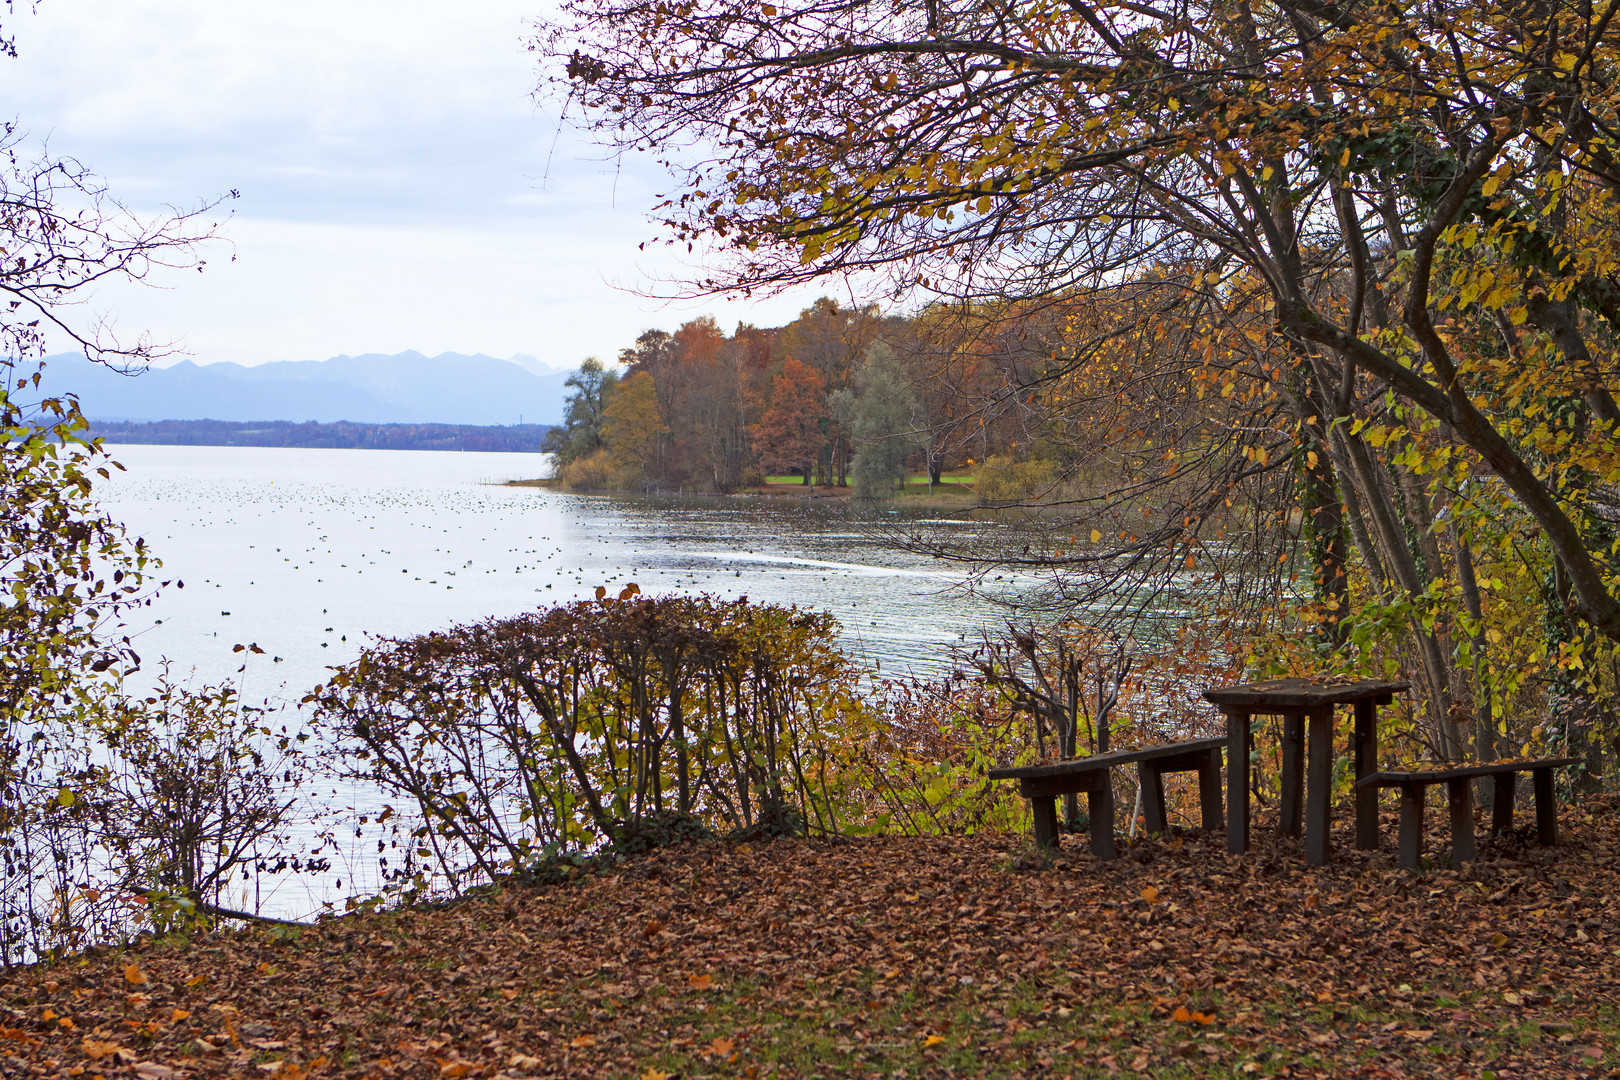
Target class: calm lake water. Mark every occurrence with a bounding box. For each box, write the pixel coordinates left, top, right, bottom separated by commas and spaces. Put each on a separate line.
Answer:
97, 445, 1020, 706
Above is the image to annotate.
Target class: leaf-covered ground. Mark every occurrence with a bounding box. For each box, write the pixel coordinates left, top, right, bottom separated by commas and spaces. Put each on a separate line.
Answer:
5, 799, 1619, 1080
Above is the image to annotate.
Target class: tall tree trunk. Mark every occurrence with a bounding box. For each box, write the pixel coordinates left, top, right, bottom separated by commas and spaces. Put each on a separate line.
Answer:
1335, 426, 1459, 755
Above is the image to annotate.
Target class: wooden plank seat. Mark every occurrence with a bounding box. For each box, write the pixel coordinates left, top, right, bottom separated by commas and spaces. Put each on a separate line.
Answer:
989, 737, 1225, 859
1355, 757, 1580, 870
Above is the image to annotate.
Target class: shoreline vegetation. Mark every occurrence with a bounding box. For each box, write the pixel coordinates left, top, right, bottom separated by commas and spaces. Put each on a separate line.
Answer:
541, 302, 1068, 505
506, 470, 982, 509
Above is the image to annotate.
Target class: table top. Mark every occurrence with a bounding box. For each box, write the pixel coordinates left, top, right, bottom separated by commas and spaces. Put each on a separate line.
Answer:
1202, 677, 1410, 711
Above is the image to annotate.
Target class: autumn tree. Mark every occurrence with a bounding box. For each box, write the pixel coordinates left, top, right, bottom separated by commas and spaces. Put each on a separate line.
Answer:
602, 369, 668, 479
773, 298, 891, 484
751, 355, 827, 485
544, 0, 1620, 768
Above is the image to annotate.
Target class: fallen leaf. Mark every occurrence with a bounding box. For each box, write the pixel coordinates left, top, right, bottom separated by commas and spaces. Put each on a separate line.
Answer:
707, 1036, 735, 1057
438, 1062, 470, 1078
1141, 885, 1160, 903
569, 1033, 597, 1048
509, 1054, 544, 1070
81, 1038, 122, 1059
123, 964, 147, 986
687, 973, 713, 991
1172, 1005, 1191, 1022
643, 918, 665, 937
639, 1070, 671, 1080
924, 1034, 947, 1047
170, 1009, 190, 1022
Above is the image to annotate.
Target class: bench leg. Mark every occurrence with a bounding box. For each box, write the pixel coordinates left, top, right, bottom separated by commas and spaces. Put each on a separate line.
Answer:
1397, 782, 1425, 871
1304, 706, 1334, 866
1139, 762, 1168, 835
1447, 777, 1476, 865
1088, 782, 1116, 861
1226, 711, 1250, 854
1279, 712, 1305, 839
1491, 772, 1516, 834
1354, 699, 1379, 850
1031, 797, 1060, 849
1532, 767, 1557, 845
1197, 747, 1224, 831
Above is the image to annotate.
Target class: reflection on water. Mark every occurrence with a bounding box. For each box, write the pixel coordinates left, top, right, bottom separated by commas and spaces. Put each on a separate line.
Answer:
97, 445, 1019, 707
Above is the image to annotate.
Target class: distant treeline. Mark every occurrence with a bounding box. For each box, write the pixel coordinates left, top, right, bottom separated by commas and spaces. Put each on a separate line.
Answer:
88, 419, 555, 453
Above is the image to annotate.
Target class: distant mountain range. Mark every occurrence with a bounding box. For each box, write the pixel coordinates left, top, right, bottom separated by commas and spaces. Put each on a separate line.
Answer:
34, 350, 575, 426
87, 419, 553, 453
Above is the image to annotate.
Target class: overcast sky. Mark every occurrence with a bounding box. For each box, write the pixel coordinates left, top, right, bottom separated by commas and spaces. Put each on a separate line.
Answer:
0, 0, 837, 369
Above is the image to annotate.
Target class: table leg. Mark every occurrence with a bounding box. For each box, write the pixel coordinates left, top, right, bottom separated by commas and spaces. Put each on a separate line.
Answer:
1354, 699, 1379, 850
1198, 747, 1224, 831
1491, 772, 1516, 834
1397, 781, 1425, 870
1304, 706, 1334, 866
1031, 796, 1060, 849
1226, 710, 1250, 854
1447, 776, 1475, 865
1139, 762, 1167, 835
1088, 781, 1117, 861
1278, 712, 1304, 838
1532, 767, 1557, 845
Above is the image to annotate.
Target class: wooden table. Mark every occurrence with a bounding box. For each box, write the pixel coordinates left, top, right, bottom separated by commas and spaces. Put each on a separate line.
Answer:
1202, 678, 1409, 865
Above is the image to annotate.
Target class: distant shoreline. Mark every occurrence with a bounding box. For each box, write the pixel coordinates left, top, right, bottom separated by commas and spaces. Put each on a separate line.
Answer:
89, 418, 556, 453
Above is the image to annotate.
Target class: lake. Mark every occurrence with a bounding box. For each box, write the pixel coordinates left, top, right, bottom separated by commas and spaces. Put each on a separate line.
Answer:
97, 445, 1022, 709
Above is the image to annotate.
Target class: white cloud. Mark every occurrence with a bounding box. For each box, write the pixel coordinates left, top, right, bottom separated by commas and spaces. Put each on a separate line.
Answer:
0, 0, 839, 373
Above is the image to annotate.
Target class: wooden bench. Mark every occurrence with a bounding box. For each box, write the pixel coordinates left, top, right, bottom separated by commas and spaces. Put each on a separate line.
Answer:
1355, 757, 1580, 870
989, 737, 1225, 859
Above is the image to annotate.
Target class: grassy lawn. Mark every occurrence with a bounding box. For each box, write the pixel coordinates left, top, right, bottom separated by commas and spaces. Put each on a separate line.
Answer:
6, 806, 1618, 1079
